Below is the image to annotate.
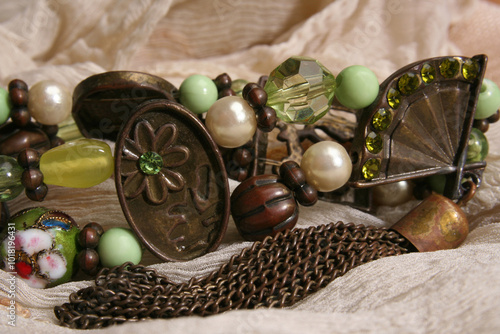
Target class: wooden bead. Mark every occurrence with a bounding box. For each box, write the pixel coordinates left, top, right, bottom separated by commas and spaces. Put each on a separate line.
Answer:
85, 222, 104, 237
0, 126, 50, 156
279, 161, 306, 190
78, 226, 100, 248
17, 148, 40, 168
9, 88, 28, 107
473, 118, 489, 133
50, 136, 65, 148
21, 168, 44, 190
242, 83, 260, 100
218, 88, 236, 98
487, 109, 499, 123
8, 79, 28, 92
231, 174, 299, 241
77, 248, 100, 275
228, 167, 248, 182
214, 73, 232, 90
246, 86, 268, 108
10, 107, 31, 127
294, 183, 318, 207
256, 106, 277, 132
25, 183, 48, 201
233, 147, 253, 167
41, 124, 59, 138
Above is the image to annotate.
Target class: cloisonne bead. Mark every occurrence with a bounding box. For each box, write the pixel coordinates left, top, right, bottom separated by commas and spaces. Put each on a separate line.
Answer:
335, 65, 379, 109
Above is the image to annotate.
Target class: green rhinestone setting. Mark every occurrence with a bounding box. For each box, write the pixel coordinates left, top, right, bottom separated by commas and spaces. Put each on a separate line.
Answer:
398, 73, 420, 95
372, 108, 392, 131
362, 159, 381, 180
421, 63, 436, 83
439, 57, 460, 78
139, 151, 163, 175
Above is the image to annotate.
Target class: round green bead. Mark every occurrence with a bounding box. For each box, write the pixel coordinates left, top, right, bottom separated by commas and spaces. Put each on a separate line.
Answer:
0, 88, 11, 125
0, 155, 24, 201
97, 227, 142, 268
475, 79, 500, 119
467, 128, 489, 162
335, 65, 379, 110
179, 74, 218, 114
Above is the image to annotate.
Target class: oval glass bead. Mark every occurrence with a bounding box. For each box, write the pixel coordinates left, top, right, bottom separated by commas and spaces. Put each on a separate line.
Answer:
0, 156, 24, 201
40, 139, 114, 188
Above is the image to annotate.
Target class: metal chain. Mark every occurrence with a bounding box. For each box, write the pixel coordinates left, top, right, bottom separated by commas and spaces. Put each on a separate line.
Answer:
55, 221, 412, 329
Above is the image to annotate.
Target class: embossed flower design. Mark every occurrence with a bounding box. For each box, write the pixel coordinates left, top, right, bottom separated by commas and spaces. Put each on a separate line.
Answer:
121, 120, 189, 205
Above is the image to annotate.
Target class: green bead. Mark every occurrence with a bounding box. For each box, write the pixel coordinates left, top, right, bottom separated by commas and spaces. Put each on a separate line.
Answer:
264, 56, 336, 124
231, 79, 249, 97
372, 108, 392, 131
362, 158, 381, 180
365, 132, 383, 154
475, 79, 500, 119
139, 151, 163, 175
398, 73, 420, 95
179, 74, 218, 114
97, 227, 142, 268
335, 65, 379, 109
40, 139, 114, 188
421, 63, 436, 83
0, 88, 10, 125
439, 57, 460, 78
0, 155, 24, 201
467, 128, 489, 162
387, 88, 401, 109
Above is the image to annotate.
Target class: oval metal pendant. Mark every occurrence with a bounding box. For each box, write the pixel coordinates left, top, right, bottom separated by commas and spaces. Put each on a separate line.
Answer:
115, 99, 230, 262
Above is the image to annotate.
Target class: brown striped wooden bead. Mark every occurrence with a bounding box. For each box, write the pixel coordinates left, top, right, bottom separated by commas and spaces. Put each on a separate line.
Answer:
487, 109, 499, 123
17, 148, 40, 168
77, 248, 100, 275
25, 183, 48, 201
21, 168, 44, 191
78, 225, 100, 249
10, 107, 31, 127
294, 183, 318, 207
256, 106, 277, 132
214, 73, 232, 90
85, 222, 104, 237
246, 86, 267, 108
473, 118, 489, 133
279, 161, 305, 190
8, 79, 28, 92
9, 88, 29, 107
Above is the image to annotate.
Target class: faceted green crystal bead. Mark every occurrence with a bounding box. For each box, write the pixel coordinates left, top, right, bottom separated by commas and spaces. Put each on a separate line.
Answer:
264, 56, 336, 124
462, 59, 480, 81
362, 158, 381, 180
387, 88, 401, 109
421, 63, 436, 83
0, 88, 10, 125
372, 108, 392, 131
439, 57, 460, 78
398, 73, 420, 95
179, 74, 218, 114
475, 79, 500, 119
139, 151, 163, 175
0, 156, 24, 201
40, 139, 114, 188
365, 132, 383, 154
98, 227, 142, 268
335, 65, 379, 109
467, 128, 488, 162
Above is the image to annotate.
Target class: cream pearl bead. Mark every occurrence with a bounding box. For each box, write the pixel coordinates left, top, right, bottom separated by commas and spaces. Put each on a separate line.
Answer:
372, 181, 414, 206
28, 80, 72, 125
205, 96, 257, 148
301, 141, 352, 192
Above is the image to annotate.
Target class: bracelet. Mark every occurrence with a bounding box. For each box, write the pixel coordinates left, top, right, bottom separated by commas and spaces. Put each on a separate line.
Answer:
0, 54, 498, 291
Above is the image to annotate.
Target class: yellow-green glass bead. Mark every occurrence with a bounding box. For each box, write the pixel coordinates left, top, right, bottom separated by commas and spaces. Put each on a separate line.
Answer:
387, 88, 401, 109
439, 57, 460, 78
467, 128, 488, 162
179, 74, 218, 114
365, 132, 383, 154
231, 79, 249, 97
362, 159, 381, 180
372, 108, 392, 131
475, 79, 500, 119
462, 59, 480, 81
0, 88, 10, 125
335, 65, 379, 109
97, 227, 142, 268
0, 156, 24, 201
40, 139, 114, 188
398, 73, 420, 95
421, 63, 436, 83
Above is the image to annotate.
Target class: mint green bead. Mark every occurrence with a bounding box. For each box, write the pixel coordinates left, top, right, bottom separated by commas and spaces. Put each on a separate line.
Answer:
0, 88, 10, 125
475, 79, 500, 119
335, 65, 379, 109
97, 227, 142, 268
179, 74, 218, 114
0, 156, 24, 201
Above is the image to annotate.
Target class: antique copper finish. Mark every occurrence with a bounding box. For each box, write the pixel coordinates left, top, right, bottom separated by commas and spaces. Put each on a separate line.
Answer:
72, 71, 177, 141
391, 193, 469, 252
115, 99, 230, 262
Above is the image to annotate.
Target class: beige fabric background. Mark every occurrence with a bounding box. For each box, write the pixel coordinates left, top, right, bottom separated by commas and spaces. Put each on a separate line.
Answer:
1, 0, 500, 333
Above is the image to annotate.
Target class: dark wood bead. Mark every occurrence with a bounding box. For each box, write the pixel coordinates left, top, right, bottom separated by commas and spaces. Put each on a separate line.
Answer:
77, 248, 100, 275
487, 109, 500, 124
294, 183, 318, 206
21, 168, 44, 191
10, 107, 31, 127
233, 147, 253, 167
228, 167, 248, 182
9, 88, 28, 107
25, 183, 48, 201
41, 124, 59, 138
246, 86, 268, 108
473, 118, 489, 133
256, 106, 277, 132
50, 136, 65, 148
214, 73, 232, 90
8, 79, 28, 92
17, 148, 40, 168
78, 226, 100, 248
84, 222, 104, 237
231, 174, 299, 241
218, 88, 236, 98
0, 126, 50, 156
279, 161, 306, 190
242, 83, 260, 100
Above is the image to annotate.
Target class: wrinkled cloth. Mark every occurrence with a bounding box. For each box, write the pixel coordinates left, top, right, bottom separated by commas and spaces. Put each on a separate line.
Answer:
1, 0, 500, 333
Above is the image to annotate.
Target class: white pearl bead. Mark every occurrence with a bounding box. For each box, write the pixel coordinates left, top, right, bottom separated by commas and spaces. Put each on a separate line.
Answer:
372, 181, 414, 206
205, 96, 257, 148
301, 141, 352, 192
28, 80, 72, 125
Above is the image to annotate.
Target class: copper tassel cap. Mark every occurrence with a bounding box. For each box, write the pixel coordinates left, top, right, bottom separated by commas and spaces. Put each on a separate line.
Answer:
390, 193, 469, 252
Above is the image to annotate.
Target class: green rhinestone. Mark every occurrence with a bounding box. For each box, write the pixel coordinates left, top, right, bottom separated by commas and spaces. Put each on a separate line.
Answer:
387, 88, 401, 109
462, 59, 480, 81
372, 108, 392, 131
439, 57, 460, 78
365, 132, 383, 154
362, 159, 381, 180
398, 73, 420, 95
139, 151, 163, 175
421, 63, 436, 83
467, 128, 489, 162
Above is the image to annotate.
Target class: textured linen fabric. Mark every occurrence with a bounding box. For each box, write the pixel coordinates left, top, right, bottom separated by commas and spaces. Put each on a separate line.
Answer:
1, 0, 500, 333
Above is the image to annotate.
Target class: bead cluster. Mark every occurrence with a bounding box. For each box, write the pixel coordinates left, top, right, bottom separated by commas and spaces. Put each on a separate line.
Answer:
77, 222, 104, 276
17, 148, 48, 201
